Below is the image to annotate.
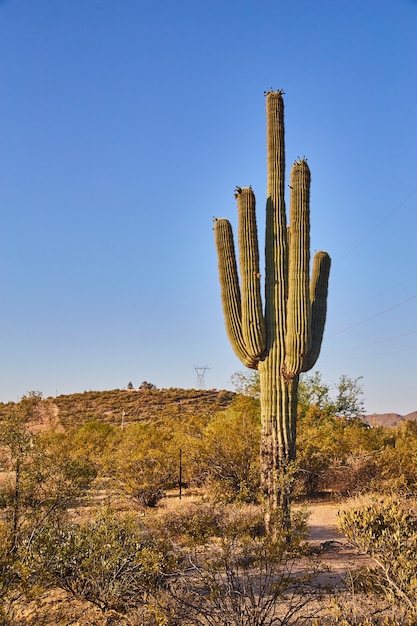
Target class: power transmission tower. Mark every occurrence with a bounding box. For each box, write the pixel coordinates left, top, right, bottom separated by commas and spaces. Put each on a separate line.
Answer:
194, 365, 210, 389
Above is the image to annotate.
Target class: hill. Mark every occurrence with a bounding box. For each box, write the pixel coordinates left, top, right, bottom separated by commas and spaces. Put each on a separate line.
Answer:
363, 411, 417, 428
0, 387, 236, 431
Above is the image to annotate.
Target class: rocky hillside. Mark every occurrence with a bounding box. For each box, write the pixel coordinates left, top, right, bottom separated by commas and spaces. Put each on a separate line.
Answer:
0, 387, 236, 431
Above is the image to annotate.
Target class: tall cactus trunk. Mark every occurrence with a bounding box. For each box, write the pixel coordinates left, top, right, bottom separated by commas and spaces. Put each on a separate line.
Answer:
259, 365, 298, 532
214, 91, 331, 532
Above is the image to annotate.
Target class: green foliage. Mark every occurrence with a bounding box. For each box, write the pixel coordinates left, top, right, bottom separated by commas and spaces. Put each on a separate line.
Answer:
230, 370, 261, 398
68, 420, 121, 474
338, 497, 417, 615
31, 508, 176, 614
295, 374, 394, 496
158, 502, 225, 546
0, 427, 97, 535
333, 374, 365, 418
0, 394, 98, 619
296, 408, 417, 497
0, 521, 20, 618
113, 421, 179, 505
372, 421, 417, 494
296, 408, 372, 496
193, 399, 260, 503
298, 372, 365, 419
298, 372, 332, 416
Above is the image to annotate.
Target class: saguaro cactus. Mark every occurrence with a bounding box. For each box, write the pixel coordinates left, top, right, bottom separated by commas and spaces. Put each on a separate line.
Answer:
214, 91, 331, 528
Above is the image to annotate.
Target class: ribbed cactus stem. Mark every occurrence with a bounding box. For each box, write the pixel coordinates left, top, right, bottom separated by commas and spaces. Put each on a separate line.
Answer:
284, 159, 311, 378
303, 250, 331, 372
214, 91, 331, 529
265, 91, 287, 359
237, 187, 266, 358
214, 218, 258, 369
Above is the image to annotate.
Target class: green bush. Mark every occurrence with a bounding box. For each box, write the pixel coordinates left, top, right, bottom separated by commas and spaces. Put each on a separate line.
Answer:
31, 508, 177, 615
193, 401, 260, 503
157, 502, 224, 546
338, 497, 417, 617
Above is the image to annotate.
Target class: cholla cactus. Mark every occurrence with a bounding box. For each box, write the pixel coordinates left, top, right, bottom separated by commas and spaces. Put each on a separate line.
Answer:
214, 91, 331, 528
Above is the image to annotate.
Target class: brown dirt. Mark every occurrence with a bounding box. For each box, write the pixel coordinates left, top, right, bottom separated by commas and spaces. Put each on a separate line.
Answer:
303, 500, 373, 587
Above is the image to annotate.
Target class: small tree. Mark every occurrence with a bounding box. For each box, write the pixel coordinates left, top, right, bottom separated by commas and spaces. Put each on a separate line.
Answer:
114, 422, 177, 507
139, 381, 156, 390
333, 374, 365, 418
231, 370, 261, 399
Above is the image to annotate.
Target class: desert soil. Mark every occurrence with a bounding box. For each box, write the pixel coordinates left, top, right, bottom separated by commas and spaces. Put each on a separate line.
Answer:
304, 500, 373, 587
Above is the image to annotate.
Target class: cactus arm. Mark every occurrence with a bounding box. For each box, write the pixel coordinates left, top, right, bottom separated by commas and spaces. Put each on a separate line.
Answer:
264, 91, 288, 358
237, 187, 266, 358
214, 218, 258, 369
284, 159, 311, 378
301, 250, 331, 372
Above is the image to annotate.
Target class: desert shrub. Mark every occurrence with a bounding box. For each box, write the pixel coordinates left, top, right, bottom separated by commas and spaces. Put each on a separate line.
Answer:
68, 421, 121, 471
0, 397, 97, 558
30, 508, 177, 615
319, 452, 378, 495
157, 502, 306, 554
113, 422, 180, 506
130, 484, 165, 508
0, 456, 96, 523
0, 521, 20, 621
296, 404, 391, 496
192, 401, 260, 503
372, 421, 417, 494
164, 525, 322, 626
156, 502, 224, 546
220, 505, 266, 541
338, 497, 417, 617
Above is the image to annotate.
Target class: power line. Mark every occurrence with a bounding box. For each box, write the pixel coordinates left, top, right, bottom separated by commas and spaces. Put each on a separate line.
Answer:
325, 328, 417, 359
337, 186, 417, 263
330, 292, 417, 337
350, 328, 417, 351
326, 188, 417, 340
350, 343, 417, 360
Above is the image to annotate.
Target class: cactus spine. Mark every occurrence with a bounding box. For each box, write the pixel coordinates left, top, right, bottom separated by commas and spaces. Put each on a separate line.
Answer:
214, 91, 331, 527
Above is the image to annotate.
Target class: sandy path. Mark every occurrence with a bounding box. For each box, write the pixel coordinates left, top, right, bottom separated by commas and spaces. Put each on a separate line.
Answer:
304, 501, 373, 587
306, 501, 344, 545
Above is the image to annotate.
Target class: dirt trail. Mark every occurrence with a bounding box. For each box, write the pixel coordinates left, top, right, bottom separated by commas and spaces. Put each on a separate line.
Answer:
307, 501, 344, 545
305, 501, 373, 587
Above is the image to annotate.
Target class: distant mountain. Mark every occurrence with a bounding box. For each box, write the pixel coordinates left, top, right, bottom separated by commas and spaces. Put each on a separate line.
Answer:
363, 411, 417, 428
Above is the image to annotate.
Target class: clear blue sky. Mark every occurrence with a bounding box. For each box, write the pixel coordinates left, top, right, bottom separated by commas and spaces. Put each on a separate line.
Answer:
1, 0, 416, 414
